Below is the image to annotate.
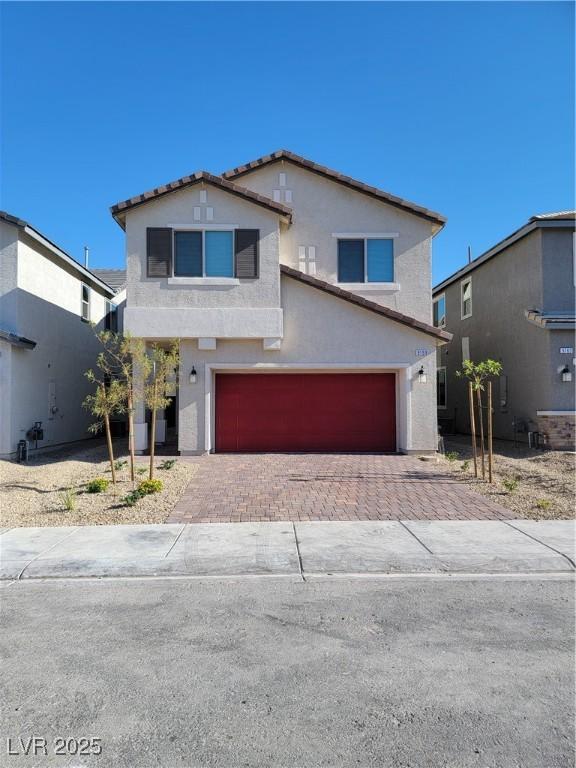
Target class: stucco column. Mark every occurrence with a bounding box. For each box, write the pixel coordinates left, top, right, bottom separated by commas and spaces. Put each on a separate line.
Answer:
154, 408, 166, 444
133, 357, 147, 454
178, 340, 204, 455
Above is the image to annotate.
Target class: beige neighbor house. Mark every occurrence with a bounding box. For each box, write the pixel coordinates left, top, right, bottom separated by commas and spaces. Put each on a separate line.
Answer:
111, 150, 451, 456
0, 211, 124, 458
433, 211, 575, 450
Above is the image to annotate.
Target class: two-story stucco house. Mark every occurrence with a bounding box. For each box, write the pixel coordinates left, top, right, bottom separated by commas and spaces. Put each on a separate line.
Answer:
433, 211, 575, 449
0, 211, 123, 458
111, 150, 450, 456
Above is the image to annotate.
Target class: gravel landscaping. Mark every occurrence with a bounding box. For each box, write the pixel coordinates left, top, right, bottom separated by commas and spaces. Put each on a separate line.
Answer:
0, 442, 196, 527
442, 436, 575, 520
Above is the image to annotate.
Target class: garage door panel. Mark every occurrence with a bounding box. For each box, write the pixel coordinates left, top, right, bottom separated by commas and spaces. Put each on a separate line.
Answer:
215, 373, 396, 452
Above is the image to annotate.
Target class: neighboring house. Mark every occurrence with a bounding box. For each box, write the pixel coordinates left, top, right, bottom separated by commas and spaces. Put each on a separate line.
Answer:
111, 149, 450, 455
433, 211, 576, 449
0, 212, 121, 458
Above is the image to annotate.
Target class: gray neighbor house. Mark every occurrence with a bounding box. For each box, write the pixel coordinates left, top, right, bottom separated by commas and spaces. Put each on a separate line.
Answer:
433, 211, 575, 450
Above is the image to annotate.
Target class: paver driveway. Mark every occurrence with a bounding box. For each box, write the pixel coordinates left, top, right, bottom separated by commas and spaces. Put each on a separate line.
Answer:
168, 454, 514, 523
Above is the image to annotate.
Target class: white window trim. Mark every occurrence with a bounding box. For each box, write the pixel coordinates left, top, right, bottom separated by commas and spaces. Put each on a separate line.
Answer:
433, 293, 446, 328
173, 229, 235, 279
461, 277, 472, 319
332, 232, 399, 238
437, 366, 447, 409
336, 237, 396, 285
81, 283, 90, 322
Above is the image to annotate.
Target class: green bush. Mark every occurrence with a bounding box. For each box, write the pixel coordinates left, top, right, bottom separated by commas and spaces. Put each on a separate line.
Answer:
460, 460, 470, 472
502, 477, 519, 493
138, 479, 163, 495
445, 451, 459, 462
59, 489, 77, 511
535, 498, 552, 511
159, 459, 177, 470
114, 459, 128, 471
87, 477, 110, 493
123, 490, 143, 507
136, 467, 147, 476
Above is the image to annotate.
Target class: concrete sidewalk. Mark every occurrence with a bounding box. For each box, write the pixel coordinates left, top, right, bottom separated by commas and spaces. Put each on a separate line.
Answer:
0, 520, 574, 580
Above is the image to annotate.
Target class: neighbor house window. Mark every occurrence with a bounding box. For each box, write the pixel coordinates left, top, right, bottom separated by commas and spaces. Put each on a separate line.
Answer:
433, 294, 446, 328
105, 301, 118, 332
499, 374, 508, 410
437, 367, 447, 408
461, 336, 470, 363
174, 230, 234, 277
461, 278, 472, 318
81, 284, 90, 322
337, 238, 394, 283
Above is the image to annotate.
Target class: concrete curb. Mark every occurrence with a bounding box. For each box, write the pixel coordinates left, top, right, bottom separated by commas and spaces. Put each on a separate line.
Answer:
0, 520, 574, 581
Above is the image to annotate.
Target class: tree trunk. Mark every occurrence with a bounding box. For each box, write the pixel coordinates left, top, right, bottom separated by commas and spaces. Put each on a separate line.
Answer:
468, 382, 478, 478
487, 381, 493, 483
476, 388, 486, 480
127, 390, 135, 484
103, 410, 116, 485
149, 380, 158, 480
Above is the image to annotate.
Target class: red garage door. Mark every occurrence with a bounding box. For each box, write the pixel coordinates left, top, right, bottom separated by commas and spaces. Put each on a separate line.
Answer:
215, 373, 396, 453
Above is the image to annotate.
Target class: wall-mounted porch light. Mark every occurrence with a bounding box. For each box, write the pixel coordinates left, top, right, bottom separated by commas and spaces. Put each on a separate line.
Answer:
189, 366, 197, 384
417, 366, 427, 384
561, 365, 572, 383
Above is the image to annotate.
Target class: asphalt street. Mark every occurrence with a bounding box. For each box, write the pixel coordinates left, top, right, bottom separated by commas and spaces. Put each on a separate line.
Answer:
1, 575, 574, 768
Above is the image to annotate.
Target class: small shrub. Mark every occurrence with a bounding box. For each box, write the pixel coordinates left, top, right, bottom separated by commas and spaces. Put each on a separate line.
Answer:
136, 467, 147, 476
460, 460, 470, 472
114, 459, 128, 471
445, 451, 459, 462
138, 479, 163, 495
59, 489, 77, 511
123, 490, 143, 507
535, 498, 552, 511
159, 459, 177, 470
502, 477, 519, 493
87, 477, 110, 494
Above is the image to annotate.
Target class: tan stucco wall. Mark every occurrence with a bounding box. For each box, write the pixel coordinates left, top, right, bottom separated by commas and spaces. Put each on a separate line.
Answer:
228, 161, 435, 323
176, 274, 439, 454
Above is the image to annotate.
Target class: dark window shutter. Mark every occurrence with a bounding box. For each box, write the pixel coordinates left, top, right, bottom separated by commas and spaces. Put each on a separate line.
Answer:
338, 239, 364, 282
234, 229, 259, 278
147, 228, 172, 277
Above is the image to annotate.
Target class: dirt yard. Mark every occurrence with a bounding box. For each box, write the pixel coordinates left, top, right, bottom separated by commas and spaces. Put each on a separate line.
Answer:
443, 436, 575, 520
0, 442, 196, 527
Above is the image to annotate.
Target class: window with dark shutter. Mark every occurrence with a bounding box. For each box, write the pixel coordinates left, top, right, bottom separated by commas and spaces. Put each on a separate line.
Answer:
174, 231, 203, 276
234, 229, 259, 278
147, 228, 172, 277
338, 239, 364, 282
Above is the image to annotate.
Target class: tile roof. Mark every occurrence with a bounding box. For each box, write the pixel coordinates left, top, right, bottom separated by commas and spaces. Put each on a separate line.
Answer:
222, 149, 446, 229
281, 265, 451, 342
92, 269, 126, 293
531, 211, 576, 221
110, 171, 292, 228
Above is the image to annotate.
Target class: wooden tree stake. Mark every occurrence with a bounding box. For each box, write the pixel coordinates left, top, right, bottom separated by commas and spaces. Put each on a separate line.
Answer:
468, 381, 478, 478
487, 380, 493, 483
476, 387, 486, 480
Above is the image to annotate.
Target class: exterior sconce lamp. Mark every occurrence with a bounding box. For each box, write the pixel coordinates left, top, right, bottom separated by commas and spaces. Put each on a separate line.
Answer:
561, 365, 572, 383
417, 366, 427, 384
189, 366, 197, 384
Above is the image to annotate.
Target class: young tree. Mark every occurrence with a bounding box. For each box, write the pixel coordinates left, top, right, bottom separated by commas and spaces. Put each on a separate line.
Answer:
90, 330, 150, 484
456, 359, 503, 482
144, 341, 180, 480
83, 375, 125, 484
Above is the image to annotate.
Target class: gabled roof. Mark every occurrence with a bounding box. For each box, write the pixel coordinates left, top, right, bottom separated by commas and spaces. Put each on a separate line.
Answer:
92, 269, 126, 294
434, 211, 576, 295
110, 171, 292, 229
0, 211, 115, 297
281, 265, 451, 342
222, 149, 446, 231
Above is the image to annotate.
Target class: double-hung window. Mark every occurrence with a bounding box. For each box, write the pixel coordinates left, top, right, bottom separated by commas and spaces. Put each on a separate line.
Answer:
174, 230, 234, 277
461, 278, 472, 319
437, 367, 447, 409
81, 283, 90, 322
337, 238, 394, 283
433, 294, 446, 328
105, 301, 118, 331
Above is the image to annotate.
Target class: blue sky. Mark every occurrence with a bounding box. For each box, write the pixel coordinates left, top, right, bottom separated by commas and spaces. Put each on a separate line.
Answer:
1, 1, 573, 284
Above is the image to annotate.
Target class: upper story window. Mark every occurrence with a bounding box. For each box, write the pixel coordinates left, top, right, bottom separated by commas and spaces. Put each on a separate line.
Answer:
81, 283, 90, 322
433, 294, 446, 328
174, 231, 234, 277
337, 238, 394, 283
105, 301, 118, 331
461, 277, 472, 318
146, 227, 259, 280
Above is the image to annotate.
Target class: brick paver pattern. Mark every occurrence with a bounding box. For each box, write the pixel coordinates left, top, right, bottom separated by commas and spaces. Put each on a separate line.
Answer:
168, 454, 515, 523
